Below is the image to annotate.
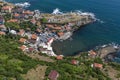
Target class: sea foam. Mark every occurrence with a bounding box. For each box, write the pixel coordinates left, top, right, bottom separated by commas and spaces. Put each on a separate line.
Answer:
15, 2, 30, 8
52, 8, 97, 21
52, 8, 63, 14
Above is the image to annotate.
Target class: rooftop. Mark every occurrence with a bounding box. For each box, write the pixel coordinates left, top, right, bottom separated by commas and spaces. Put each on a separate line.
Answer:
48, 70, 59, 80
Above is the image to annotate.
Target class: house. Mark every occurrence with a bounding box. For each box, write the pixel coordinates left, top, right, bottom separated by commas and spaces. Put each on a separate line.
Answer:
17, 29, 25, 36
31, 34, 38, 40
13, 13, 20, 19
48, 70, 59, 80
1, 6, 13, 13
12, 7, 24, 14
46, 24, 54, 28
19, 38, 27, 44
10, 30, 17, 35
88, 50, 97, 56
0, 25, 6, 29
54, 27, 62, 30
57, 32, 64, 37
7, 19, 18, 23
65, 25, 71, 31
71, 60, 79, 65
12, 8, 24, 14
28, 39, 36, 44
0, 1, 4, 6
0, 16, 5, 25
23, 10, 34, 16
56, 55, 63, 60
36, 28, 42, 33
0, 31, 5, 35
30, 19, 36, 24
28, 47, 34, 53
47, 38, 54, 45
20, 45, 28, 51
92, 63, 103, 69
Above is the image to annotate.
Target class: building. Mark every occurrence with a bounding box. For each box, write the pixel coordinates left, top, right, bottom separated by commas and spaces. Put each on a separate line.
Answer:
0, 1, 4, 6
12, 8, 24, 14
13, 13, 20, 19
36, 28, 42, 33
0, 31, 5, 35
23, 10, 34, 16
57, 32, 64, 37
28, 47, 34, 53
10, 30, 17, 35
47, 38, 54, 45
30, 19, 36, 24
7, 19, 18, 23
0, 25, 6, 30
92, 63, 103, 69
0, 16, 5, 25
20, 45, 28, 51
88, 50, 97, 57
71, 60, 79, 65
31, 34, 38, 40
19, 38, 27, 44
48, 70, 59, 80
17, 29, 25, 36
56, 55, 63, 60
1, 6, 13, 13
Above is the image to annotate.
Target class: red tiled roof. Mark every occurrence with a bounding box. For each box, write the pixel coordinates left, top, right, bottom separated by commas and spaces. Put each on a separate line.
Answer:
18, 29, 25, 35
88, 50, 97, 56
31, 34, 37, 40
56, 55, 63, 60
57, 32, 64, 37
23, 10, 34, 15
48, 70, 59, 80
7, 19, 18, 23
2, 6, 11, 10
71, 60, 79, 65
19, 38, 26, 43
20, 45, 27, 51
93, 63, 103, 69
0, 25, 6, 29
14, 13, 20, 17
46, 24, 54, 28
0, 31, 5, 35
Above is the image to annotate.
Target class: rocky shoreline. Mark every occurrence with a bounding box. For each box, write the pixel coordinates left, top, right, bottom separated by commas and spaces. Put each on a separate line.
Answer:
0, 1, 96, 57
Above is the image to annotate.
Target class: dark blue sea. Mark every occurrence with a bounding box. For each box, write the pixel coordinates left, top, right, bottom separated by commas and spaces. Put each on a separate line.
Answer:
6, 0, 120, 56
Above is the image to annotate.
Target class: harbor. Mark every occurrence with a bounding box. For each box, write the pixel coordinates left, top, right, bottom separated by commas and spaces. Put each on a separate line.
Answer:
0, 1, 96, 56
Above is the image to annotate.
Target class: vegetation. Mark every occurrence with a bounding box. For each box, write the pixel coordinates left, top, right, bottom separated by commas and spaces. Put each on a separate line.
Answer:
0, 35, 53, 80
20, 21, 37, 31
5, 22, 20, 30
109, 62, 120, 71
45, 53, 111, 80
0, 35, 111, 80
41, 18, 48, 23
3, 13, 12, 21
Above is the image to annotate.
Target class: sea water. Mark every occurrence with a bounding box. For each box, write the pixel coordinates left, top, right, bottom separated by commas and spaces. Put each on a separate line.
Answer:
6, 0, 120, 57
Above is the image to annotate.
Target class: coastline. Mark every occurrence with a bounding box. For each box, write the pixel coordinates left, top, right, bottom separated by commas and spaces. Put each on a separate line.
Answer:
0, 1, 95, 57
1, 1, 120, 80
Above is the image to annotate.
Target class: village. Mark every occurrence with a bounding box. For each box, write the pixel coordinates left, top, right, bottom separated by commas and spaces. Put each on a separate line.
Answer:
0, 1, 114, 80
0, 1, 95, 57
